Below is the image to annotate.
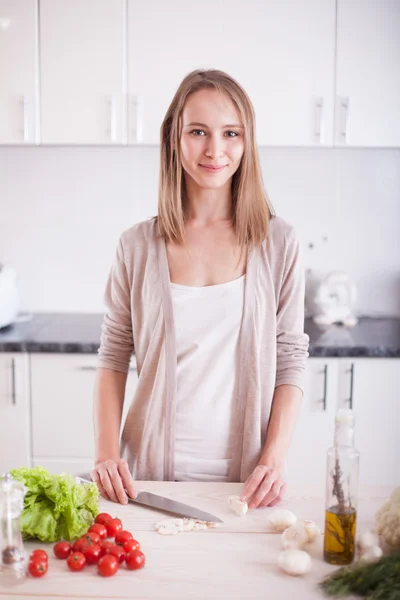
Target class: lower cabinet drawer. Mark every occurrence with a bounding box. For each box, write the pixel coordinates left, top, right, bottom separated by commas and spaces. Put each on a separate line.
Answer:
30, 353, 138, 460
32, 457, 94, 477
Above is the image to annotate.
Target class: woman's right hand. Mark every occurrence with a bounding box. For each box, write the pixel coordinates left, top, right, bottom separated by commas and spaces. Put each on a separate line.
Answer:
90, 458, 137, 505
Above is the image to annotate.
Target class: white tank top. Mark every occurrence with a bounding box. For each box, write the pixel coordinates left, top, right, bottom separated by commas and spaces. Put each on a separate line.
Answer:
171, 275, 245, 481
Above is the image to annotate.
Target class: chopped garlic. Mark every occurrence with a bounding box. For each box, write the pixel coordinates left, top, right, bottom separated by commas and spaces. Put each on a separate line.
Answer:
154, 517, 220, 535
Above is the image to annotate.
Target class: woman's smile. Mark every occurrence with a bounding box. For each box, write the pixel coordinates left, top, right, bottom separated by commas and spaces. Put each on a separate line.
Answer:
198, 163, 228, 173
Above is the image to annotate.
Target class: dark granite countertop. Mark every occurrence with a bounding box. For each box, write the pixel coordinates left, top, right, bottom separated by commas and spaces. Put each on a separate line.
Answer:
0, 313, 103, 354
0, 313, 399, 358
305, 317, 400, 358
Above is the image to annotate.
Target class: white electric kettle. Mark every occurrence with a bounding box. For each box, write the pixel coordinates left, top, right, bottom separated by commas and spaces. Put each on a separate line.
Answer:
0, 264, 19, 329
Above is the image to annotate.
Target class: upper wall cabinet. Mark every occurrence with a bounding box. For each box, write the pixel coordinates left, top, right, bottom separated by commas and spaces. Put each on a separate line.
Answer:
127, 0, 336, 146
40, 0, 125, 144
0, 0, 38, 144
336, 0, 400, 147
1, 0, 399, 147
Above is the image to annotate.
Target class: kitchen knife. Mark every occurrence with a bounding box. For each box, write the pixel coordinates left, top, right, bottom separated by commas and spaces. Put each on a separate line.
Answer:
76, 477, 223, 523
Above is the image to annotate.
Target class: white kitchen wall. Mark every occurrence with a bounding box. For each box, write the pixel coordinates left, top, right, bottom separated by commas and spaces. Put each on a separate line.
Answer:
0, 146, 399, 316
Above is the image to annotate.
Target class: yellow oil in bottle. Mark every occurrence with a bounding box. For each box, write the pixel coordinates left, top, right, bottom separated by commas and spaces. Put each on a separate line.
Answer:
323, 505, 357, 565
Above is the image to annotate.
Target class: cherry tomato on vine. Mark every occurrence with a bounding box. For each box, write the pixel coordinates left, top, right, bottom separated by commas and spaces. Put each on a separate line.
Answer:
123, 538, 140, 553
72, 537, 88, 553
83, 543, 102, 565
125, 549, 145, 571
115, 530, 133, 546
53, 541, 72, 559
108, 544, 125, 564
97, 554, 119, 577
105, 518, 123, 538
99, 540, 114, 556
95, 512, 112, 525
67, 551, 86, 572
30, 549, 48, 563
89, 523, 107, 540
28, 557, 48, 578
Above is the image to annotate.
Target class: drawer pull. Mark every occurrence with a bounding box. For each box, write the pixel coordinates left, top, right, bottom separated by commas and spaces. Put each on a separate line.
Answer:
76, 365, 137, 372
11, 358, 16, 405
315, 97, 324, 143
346, 363, 354, 409
320, 364, 328, 411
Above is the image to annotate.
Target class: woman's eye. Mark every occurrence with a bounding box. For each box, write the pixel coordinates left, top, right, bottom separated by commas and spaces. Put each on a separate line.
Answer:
225, 131, 239, 138
190, 129, 206, 136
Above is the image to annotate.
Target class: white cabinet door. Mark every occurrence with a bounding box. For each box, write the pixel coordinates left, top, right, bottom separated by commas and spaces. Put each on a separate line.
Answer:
39, 0, 125, 144
127, 0, 335, 146
336, 0, 400, 147
287, 359, 338, 489
337, 358, 400, 487
30, 354, 137, 476
0, 0, 38, 144
0, 353, 31, 472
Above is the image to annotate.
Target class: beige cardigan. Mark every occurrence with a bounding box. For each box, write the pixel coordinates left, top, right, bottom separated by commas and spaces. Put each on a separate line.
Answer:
97, 215, 309, 483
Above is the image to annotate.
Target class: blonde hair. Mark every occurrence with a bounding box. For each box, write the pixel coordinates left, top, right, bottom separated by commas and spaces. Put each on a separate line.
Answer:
158, 69, 275, 247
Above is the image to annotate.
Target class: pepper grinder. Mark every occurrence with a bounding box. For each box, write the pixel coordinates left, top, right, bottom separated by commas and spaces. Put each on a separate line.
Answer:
0, 473, 27, 585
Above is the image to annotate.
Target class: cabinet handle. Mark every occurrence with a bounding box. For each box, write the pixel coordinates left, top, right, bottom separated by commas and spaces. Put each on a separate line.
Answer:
346, 363, 354, 409
320, 364, 328, 411
315, 97, 324, 143
339, 97, 350, 143
76, 364, 137, 372
130, 95, 143, 143
11, 358, 16, 405
23, 95, 30, 143
110, 95, 118, 143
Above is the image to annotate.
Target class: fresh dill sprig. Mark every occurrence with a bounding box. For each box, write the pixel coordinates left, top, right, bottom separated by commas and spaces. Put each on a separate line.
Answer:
319, 553, 400, 599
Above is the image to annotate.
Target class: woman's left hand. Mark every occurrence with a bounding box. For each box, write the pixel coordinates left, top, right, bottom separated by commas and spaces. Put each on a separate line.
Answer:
240, 464, 286, 509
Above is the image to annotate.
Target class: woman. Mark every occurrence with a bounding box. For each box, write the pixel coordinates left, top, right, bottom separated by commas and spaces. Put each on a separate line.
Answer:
91, 69, 309, 510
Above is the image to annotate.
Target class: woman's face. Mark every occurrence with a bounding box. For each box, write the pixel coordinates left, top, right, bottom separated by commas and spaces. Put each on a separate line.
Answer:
180, 88, 244, 192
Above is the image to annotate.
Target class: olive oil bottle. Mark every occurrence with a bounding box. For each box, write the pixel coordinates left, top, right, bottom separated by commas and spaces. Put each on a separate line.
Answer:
323, 408, 359, 565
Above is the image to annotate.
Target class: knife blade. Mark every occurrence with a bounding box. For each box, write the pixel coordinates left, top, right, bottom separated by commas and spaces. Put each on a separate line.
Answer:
76, 476, 223, 523
129, 491, 223, 523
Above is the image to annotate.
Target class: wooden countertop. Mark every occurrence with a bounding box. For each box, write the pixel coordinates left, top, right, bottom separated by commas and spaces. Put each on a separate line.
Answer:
0, 482, 391, 600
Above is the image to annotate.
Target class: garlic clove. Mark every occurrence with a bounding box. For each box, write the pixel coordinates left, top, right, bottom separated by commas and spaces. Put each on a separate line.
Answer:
303, 520, 321, 543
228, 495, 248, 516
360, 545, 383, 563
356, 530, 379, 553
281, 525, 309, 550
278, 549, 312, 576
268, 509, 297, 532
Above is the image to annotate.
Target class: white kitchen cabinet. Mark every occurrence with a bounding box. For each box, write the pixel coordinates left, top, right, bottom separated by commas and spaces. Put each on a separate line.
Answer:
30, 353, 138, 476
288, 357, 400, 489
0, 353, 31, 473
39, 0, 125, 144
337, 358, 400, 486
127, 0, 335, 146
336, 0, 400, 147
0, 0, 39, 144
287, 359, 338, 488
